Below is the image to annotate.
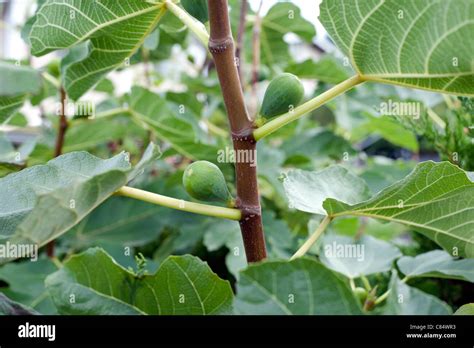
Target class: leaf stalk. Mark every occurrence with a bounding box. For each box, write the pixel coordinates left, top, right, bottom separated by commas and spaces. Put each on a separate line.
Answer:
116, 186, 241, 220
291, 216, 332, 260
165, 0, 209, 46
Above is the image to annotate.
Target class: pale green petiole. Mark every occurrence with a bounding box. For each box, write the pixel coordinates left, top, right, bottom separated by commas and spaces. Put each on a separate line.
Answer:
290, 216, 333, 260
41, 72, 61, 89
116, 186, 241, 221
253, 75, 364, 141
164, 0, 209, 47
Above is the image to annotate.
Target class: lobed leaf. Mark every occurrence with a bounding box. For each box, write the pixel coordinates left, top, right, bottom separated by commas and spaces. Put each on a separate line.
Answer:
45, 248, 233, 315
28, 0, 165, 100
324, 161, 474, 258
320, 235, 402, 279
383, 272, 452, 315
234, 257, 362, 315
397, 249, 474, 282
0, 259, 57, 314
283, 165, 370, 215
0, 62, 43, 122
129, 86, 220, 161
262, 3, 315, 67
0, 143, 160, 264
0, 62, 41, 96
285, 57, 349, 84
319, 0, 474, 95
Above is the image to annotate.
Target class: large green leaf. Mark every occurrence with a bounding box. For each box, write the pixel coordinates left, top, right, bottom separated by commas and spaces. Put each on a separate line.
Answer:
0, 62, 41, 96
358, 115, 419, 152
129, 86, 220, 161
0, 143, 160, 263
0, 95, 26, 123
282, 129, 356, 162
285, 57, 349, 84
0, 259, 57, 314
319, 0, 474, 95
203, 211, 295, 279
63, 117, 133, 152
324, 161, 474, 258
253, 3, 315, 67
45, 248, 233, 315
203, 218, 246, 279
397, 250, 474, 282
320, 235, 401, 279
28, 0, 165, 100
283, 165, 370, 215
0, 134, 37, 165
360, 158, 415, 195
181, 0, 208, 23
65, 193, 165, 249
257, 143, 287, 203
383, 273, 452, 315
0, 62, 43, 122
234, 258, 362, 315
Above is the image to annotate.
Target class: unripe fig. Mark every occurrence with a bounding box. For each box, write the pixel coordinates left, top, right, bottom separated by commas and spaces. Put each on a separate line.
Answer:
354, 287, 368, 302
260, 73, 304, 118
183, 161, 232, 204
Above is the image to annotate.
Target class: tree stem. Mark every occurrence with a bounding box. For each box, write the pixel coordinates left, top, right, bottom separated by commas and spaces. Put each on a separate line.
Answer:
54, 87, 68, 157
208, 0, 267, 262
165, 0, 209, 46
253, 75, 364, 140
116, 186, 241, 220
48, 87, 68, 258
291, 216, 332, 260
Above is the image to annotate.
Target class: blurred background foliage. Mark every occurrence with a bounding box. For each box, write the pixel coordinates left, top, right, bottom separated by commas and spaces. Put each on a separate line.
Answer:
0, 0, 472, 314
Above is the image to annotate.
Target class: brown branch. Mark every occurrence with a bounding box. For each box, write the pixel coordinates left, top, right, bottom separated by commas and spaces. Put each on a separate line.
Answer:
54, 87, 68, 157
207, 0, 266, 262
48, 86, 68, 258
235, 0, 247, 85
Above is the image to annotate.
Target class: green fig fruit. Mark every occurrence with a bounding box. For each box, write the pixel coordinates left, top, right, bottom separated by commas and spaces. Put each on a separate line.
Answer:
183, 161, 232, 204
260, 73, 304, 118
